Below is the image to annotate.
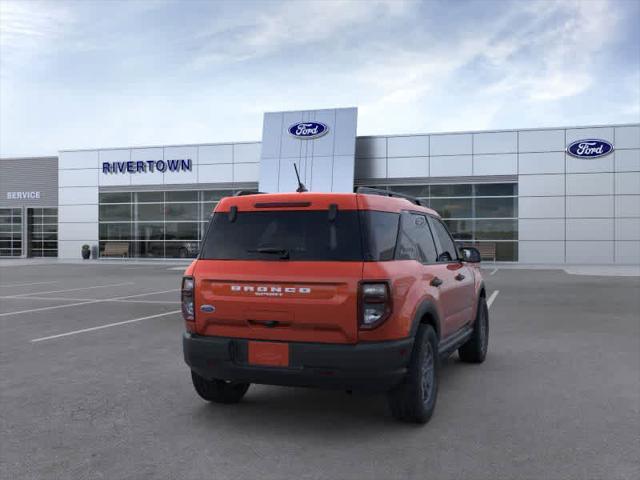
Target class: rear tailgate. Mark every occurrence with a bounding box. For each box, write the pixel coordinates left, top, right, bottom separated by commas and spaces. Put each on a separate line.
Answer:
194, 260, 362, 344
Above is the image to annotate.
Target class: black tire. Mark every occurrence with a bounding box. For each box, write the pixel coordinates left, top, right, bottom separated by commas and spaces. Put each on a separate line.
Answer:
458, 296, 489, 363
191, 371, 250, 404
387, 324, 439, 424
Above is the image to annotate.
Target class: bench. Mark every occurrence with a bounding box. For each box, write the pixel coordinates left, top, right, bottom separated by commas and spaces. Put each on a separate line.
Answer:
460, 242, 497, 262
102, 242, 129, 258
476, 243, 496, 262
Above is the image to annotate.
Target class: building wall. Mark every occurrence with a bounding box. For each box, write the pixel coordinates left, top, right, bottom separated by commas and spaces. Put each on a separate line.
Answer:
259, 107, 357, 193
56, 123, 640, 263
57, 142, 260, 259
353, 124, 640, 264
0, 157, 58, 208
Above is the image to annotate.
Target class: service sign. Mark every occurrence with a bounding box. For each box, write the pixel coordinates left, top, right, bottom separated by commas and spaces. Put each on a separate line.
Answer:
6, 191, 40, 200
566, 139, 613, 159
288, 122, 329, 139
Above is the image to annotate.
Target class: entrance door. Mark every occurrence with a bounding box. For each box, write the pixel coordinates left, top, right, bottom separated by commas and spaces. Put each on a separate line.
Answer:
0, 208, 23, 257
27, 208, 58, 257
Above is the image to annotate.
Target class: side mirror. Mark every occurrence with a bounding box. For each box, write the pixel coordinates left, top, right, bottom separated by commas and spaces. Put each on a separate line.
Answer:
460, 247, 481, 263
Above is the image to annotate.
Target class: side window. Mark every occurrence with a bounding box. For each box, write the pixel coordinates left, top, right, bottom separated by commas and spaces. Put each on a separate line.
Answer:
428, 216, 458, 262
395, 213, 438, 263
361, 211, 400, 261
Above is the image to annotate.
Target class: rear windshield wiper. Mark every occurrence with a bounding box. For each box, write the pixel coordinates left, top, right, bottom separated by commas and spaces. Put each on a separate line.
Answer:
247, 247, 290, 259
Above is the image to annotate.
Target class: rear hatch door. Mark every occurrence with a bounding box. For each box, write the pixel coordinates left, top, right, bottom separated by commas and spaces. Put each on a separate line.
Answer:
194, 261, 361, 343
194, 195, 363, 344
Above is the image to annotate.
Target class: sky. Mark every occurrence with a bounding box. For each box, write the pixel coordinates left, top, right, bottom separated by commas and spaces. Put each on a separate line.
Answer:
0, 0, 638, 157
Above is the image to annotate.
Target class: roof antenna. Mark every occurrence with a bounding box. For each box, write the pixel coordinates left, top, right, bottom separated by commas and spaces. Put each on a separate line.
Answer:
293, 163, 308, 192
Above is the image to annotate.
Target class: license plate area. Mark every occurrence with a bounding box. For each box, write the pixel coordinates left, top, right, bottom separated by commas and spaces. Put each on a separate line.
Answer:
248, 341, 289, 367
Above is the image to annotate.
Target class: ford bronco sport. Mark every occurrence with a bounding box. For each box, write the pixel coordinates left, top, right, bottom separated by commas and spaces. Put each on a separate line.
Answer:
182, 188, 488, 423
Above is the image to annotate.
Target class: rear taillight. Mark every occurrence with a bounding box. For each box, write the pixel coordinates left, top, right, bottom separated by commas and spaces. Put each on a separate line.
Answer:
181, 276, 195, 321
359, 282, 392, 329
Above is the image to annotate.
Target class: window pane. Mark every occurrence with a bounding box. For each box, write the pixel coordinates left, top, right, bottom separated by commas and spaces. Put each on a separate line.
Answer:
165, 222, 199, 240
135, 223, 164, 241
99, 192, 132, 203
429, 198, 472, 218
166, 191, 198, 202
474, 198, 517, 218
133, 241, 164, 258
474, 219, 517, 240
136, 192, 163, 203
201, 211, 363, 261
42, 208, 58, 216
361, 211, 399, 261
99, 204, 131, 221
428, 217, 458, 262
99, 223, 131, 240
165, 203, 199, 220
135, 203, 164, 221
201, 202, 217, 220
396, 213, 437, 263
474, 183, 517, 197
165, 241, 200, 258
430, 184, 472, 197
389, 185, 430, 198
202, 190, 235, 201
444, 219, 473, 241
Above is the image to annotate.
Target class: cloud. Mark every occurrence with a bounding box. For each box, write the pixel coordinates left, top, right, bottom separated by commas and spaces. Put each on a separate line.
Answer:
190, 0, 409, 67
0, 0, 637, 156
356, 0, 624, 133
0, 0, 73, 67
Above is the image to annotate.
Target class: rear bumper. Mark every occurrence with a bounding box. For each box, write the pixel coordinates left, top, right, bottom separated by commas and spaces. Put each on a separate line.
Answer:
183, 333, 414, 392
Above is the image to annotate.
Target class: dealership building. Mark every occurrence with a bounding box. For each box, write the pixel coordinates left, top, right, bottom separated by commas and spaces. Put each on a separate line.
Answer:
1, 107, 639, 264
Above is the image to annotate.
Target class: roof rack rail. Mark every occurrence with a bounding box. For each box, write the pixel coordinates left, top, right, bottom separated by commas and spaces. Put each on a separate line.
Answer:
356, 186, 427, 207
234, 190, 266, 196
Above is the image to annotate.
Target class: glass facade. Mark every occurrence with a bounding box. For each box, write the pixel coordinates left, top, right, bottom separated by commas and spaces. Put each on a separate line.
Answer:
0, 208, 23, 257
360, 183, 518, 261
98, 189, 255, 258
27, 208, 58, 257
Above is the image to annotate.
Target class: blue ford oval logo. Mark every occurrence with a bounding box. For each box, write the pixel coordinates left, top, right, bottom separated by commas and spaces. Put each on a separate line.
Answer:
567, 139, 613, 159
200, 305, 215, 313
288, 122, 329, 139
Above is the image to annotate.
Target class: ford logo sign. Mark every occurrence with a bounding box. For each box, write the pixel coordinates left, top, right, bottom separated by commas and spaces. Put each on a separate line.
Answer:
200, 305, 215, 313
288, 122, 329, 139
567, 139, 614, 159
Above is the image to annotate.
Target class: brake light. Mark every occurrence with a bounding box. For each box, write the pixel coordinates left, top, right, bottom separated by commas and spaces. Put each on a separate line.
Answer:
181, 276, 195, 321
359, 282, 392, 329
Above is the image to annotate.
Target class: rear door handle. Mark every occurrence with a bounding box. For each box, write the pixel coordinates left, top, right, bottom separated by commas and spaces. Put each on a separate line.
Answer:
430, 277, 443, 287
455, 273, 465, 281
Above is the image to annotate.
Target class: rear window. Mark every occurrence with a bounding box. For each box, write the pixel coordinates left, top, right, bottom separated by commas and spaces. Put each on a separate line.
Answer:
201, 210, 363, 261
200, 209, 401, 262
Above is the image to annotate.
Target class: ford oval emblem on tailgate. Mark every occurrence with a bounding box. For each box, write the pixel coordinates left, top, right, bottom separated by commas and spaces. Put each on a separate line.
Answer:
200, 305, 215, 313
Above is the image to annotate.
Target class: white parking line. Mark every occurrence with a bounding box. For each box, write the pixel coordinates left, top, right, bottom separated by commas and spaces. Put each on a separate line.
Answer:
10, 282, 135, 298
115, 289, 177, 300
487, 290, 500, 308
490, 268, 498, 275
0, 295, 177, 304
0, 289, 179, 317
0, 299, 103, 317
0, 281, 57, 288
30, 310, 181, 343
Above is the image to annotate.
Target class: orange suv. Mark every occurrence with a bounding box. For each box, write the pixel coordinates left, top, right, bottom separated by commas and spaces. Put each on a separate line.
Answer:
182, 188, 488, 423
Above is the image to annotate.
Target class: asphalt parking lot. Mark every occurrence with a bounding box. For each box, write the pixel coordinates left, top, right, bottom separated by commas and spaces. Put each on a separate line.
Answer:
0, 262, 638, 480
